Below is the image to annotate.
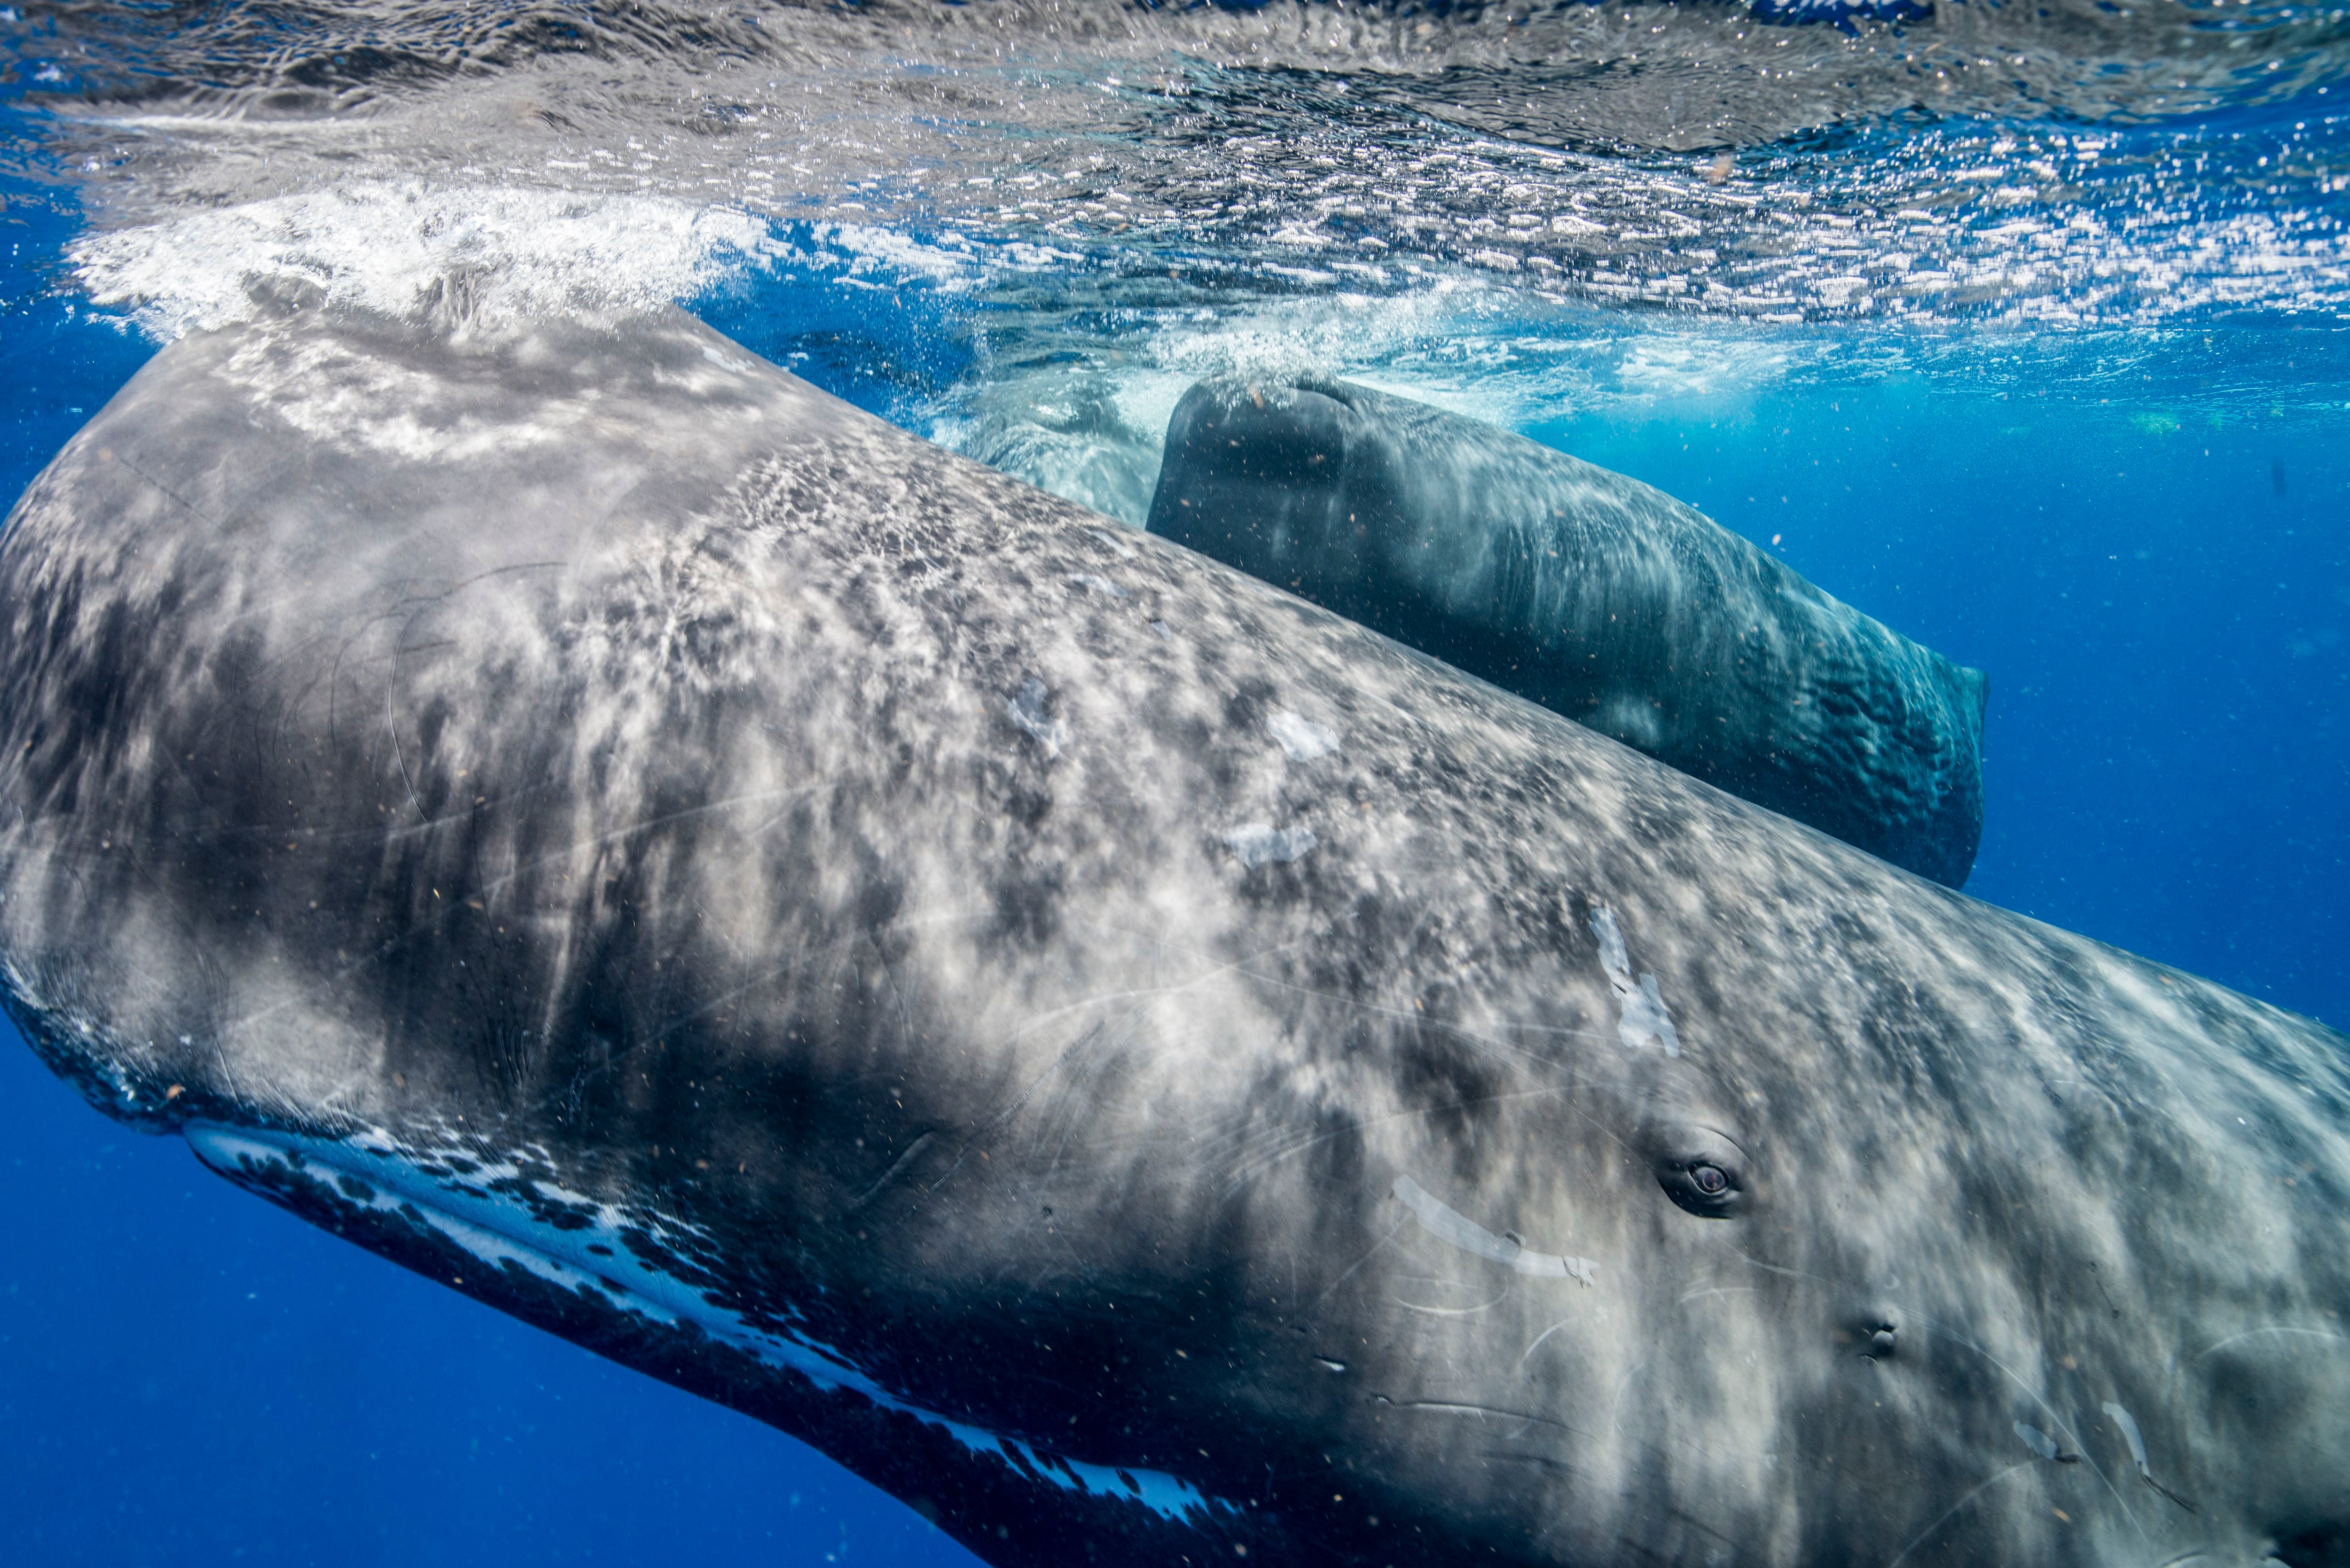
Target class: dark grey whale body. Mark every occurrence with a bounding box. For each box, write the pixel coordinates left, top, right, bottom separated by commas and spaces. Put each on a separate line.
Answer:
1146, 378, 1988, 887
3, 308, 2347, 1568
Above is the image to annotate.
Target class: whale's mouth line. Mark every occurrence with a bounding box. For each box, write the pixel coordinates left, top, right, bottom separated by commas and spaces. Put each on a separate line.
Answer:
180, 1121, 1230, 1527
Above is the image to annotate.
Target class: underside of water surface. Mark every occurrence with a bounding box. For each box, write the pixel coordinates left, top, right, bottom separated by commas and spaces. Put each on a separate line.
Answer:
0, 2, 2345, 1565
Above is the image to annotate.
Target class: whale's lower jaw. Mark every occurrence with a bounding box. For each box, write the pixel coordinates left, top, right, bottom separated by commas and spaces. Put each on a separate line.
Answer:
180, 1123, 1248, 1567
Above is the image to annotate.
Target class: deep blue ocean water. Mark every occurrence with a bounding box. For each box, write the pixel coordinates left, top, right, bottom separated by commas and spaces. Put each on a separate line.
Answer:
1, 2, 2345, 1562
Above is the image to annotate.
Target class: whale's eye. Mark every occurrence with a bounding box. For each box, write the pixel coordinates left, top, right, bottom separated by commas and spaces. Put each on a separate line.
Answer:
1647, 1125, 1752, 1219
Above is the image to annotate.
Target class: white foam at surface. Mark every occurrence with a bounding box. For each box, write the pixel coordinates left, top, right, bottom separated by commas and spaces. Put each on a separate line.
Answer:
72, 183, 785, 339
63, 182, 1060, 348
1145, 277, 1512, 398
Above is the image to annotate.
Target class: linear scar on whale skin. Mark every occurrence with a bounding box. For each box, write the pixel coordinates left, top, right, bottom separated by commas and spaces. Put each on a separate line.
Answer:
1146, 376, 1988, 889
1, 305, 2346, 1568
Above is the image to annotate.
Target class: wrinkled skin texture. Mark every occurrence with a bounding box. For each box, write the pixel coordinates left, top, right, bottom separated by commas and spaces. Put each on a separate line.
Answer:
0, 308, 2345, 1568
1147, 377, 1986, 887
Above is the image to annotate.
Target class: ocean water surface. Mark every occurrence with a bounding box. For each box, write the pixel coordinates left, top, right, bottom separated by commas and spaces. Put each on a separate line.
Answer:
1, 2, 2345, 1563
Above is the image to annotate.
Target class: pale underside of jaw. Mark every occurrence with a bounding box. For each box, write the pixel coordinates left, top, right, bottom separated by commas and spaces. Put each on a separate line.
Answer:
181, 1120, 1230, 1528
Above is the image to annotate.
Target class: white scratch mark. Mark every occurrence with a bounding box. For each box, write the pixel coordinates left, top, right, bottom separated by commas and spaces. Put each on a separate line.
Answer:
2192, 1325, 2348, 1360
1391, 1175, 1596, 1286
1516, 1318, 1578, 1370
1390, 1287, 1508, 1317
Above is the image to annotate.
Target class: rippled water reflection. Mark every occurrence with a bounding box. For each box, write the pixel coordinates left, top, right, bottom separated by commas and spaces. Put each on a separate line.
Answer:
10, 1, 2348, 336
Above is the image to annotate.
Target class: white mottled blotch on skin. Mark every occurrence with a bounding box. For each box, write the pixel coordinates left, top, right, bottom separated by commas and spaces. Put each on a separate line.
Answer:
1589, 902, 1680, 1056
1268, 709, 1339, 761
1222, 823, 1317, 868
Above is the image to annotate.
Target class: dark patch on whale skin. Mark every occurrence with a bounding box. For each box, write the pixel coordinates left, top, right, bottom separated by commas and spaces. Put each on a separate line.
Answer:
1146, 376, 1988, 888
1, 308, 2347, 1567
